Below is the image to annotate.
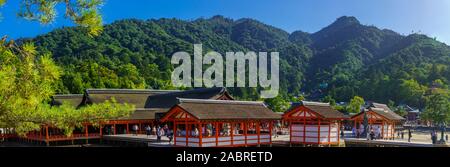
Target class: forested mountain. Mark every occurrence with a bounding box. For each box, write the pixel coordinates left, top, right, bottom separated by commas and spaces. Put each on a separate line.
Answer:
25, 15, 450, 108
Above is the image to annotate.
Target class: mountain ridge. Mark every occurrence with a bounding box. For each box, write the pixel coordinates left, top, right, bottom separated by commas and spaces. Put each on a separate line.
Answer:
27, 15, 450, 107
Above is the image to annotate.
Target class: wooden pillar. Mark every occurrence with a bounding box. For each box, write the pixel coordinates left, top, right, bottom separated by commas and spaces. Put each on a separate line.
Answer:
185, 123, 189, 147
215, 122, 219, 147
337, 121, 341, 145
199, 123, 203, 147
39, 127, 42, 140
85, 124, 89, 144
318, 120, 321, 145
381, 121, 384, 139
303, 111, 307, 144
185, 113, 188, 147
113, 124, 117, 135
269, 121, 273, 146
289, 120, 292, 144
328, 121, 331, 144
230, 122, 234, 146
173, 122, 177, 145
45, 126, 49, 146
126, 123, 129, 134
257, 122, 261, 146
139, 122, 142, 134
244, 122, 248, 146
392, 122, 395, 140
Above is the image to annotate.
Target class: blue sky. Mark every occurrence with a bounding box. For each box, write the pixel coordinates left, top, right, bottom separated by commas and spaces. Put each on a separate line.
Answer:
1, 0, 450, 44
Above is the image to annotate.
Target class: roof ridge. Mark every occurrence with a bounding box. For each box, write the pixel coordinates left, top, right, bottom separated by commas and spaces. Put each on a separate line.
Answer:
302, 101, 330, 106
177, 98, 263, 105
85, 89, 181, 94
150, 87, 225, 97
371, 107, 388, 112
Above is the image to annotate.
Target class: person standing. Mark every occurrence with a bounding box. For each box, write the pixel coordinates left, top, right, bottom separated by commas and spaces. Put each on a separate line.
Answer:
156, 126, 162, 142
133, 124, 139, 136
401, 131, 404, 139
369, 128, 375, 140
167, 129, 173, 144
152, 126, 157, 135
145, 125, 151, 138
408, 129, 412, 142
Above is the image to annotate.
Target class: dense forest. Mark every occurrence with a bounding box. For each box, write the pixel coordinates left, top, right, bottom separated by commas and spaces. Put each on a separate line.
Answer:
23, 15, 450, 109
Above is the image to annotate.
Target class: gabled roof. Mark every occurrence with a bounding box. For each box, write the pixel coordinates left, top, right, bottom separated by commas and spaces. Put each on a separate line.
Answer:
162, 98, 280, 121
369, 107, 405, 121
352, 102, 405, 121
285, 101, 347, 119
51, 94, 84, 108
84, 89, 181, 108
145, 87, 234, 109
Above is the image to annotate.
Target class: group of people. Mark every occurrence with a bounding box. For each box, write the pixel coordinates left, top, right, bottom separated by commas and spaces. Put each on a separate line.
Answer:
147, 124, 173, 144
105, 124, 174, 144
430, 130, 448, 144
352, 125, 384, 140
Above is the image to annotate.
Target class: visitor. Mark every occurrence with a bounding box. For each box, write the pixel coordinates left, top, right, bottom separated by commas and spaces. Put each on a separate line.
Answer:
133, 124, 139, 136
145, 125, 151, 138
152, 126, 157, 135
401, 131, 404, 139
167, 129, 173, 144
193, 127, 199, 137
369, 129, 375, 140
340, 127, 344, 138
446, 134, 448, 141
352, 127, 356, 137
397, 131, 400, 138
408, 129, 412, 143
156, 126, 162, 142
432, 131, 437, 144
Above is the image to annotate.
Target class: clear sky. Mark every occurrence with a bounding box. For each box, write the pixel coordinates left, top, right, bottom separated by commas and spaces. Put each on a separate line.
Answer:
1, 0, 450, 44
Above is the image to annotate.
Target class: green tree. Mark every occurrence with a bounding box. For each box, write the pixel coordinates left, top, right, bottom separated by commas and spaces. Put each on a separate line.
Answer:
322, 95, 336, 106
0, 41, 134, 136
264, 96, 290, 113
1, 0, 103, 36
422, 91, 450, 127
397, 79, 426, 107
347, 96, 364, 113
422, 90, 450, 142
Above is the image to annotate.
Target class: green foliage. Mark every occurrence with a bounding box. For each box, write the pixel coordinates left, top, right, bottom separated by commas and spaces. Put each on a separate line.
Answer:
321, 95, 336, 106
393, 106, 408, 117
0, 40, 134, 136
422, 90, 450, 126
264, 95, 290, 113
347, 96, 364, 113
0, 0, 104, 36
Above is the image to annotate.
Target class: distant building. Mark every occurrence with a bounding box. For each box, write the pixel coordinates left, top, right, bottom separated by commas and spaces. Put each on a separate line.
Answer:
403, 105, 421, 125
